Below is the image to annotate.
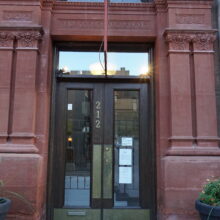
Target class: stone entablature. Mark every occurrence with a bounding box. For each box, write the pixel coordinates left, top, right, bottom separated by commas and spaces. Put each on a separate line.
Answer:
50, 1, 156, 38
0, 0, 214, 39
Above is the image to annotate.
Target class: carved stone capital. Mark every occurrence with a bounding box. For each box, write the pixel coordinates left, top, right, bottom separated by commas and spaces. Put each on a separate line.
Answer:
165, 33, 192, 51
0, 32, 14, 48
15, 31, 42, 48
154, 0, 167, 13
192, 33, 216, 51
165, 30, 217, 52
42, 0, 54, 8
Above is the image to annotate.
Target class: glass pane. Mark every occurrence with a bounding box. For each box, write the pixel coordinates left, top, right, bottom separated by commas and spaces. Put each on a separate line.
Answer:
58, 51, 149, 77
57, 0, 152, 2
114, 90, 140, 207
108, 52, 149, 76
64, 90, 92, 207
58, 0, 103, 2
110, 0, 150, 2
59, 52, 105, 76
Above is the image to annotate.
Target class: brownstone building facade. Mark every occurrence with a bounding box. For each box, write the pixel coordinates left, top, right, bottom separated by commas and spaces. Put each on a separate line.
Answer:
0, 0, 220, 220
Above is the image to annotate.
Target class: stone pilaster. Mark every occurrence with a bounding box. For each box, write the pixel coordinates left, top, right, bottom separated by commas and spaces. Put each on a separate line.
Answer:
10, 30, 42, 145
165, 30, 220, 154
0, 32, 14, 144
192, 31, 219, 147
165, 31, 194, 148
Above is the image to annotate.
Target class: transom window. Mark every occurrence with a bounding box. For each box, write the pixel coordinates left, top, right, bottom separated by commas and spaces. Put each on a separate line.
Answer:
56, 42, 151, 78
58, 0, 153, 3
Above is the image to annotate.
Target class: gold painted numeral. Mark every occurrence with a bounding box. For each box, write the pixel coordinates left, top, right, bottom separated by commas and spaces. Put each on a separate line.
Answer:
95, 101, 101, 129
96, 101, 101, 109
96, 110, 100, 118
96, 120, 101, 128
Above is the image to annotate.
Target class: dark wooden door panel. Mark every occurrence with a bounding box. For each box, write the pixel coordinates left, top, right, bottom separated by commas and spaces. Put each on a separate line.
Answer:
53, 81, 154, 220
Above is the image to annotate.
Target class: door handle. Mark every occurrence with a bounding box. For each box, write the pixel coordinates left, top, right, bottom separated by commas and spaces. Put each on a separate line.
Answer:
92, 144, 102, 199
67, 211, 86, 216
103, 144, 113, 199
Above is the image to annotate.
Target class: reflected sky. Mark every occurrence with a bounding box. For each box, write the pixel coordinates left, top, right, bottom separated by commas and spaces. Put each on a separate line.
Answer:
59, 52, 149, 76
60, 0, 148, 2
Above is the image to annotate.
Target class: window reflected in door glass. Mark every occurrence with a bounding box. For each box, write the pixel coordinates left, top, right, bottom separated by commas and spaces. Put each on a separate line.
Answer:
58, 51, 149, 77
114, 90, 140, 207
64, 90, 92, 207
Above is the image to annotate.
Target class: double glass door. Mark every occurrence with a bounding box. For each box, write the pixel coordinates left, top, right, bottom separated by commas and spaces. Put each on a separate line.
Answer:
53, 81, 154, 220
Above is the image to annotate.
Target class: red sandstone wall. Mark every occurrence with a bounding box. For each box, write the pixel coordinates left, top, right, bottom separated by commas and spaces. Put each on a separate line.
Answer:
157, 0, 220, 219
0, 1, 50, 219
0, 0, 219, 220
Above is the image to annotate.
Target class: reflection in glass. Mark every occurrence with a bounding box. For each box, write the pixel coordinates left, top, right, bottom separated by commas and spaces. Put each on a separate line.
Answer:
59, 0, 103, 2
114, 91, 140, 207
108, 52, 149, 76
59, 52, 104, 75
64, 90, 92, 207
58, 51, 149, 77
58, 0, 152, 2
110, 0, 150, 2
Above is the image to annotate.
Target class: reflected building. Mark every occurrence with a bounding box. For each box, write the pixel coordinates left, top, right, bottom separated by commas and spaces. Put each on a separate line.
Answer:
67, 67, 130, 76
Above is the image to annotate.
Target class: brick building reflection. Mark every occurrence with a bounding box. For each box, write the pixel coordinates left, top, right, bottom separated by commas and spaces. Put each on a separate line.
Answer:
65, 67, 130, 76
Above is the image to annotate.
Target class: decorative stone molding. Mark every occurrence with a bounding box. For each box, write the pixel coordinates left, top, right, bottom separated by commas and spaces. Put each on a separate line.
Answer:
3, 11, 32, 22
16, 31, 42, 48
0, 27, 43, 49
0, 32, 14, 48
58, 19, 152, 31
176, 14, 205, 25
52, 1, 155, 12
192, 33, 216, 51
42, 0, 54, 8
164, 30, 217, 52
165, 32, 192, 51
109, 20, 151, 30
154, 0, 167, 13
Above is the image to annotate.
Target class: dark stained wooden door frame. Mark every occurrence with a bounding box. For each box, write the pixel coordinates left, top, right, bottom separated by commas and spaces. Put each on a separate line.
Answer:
47, 77, 156, 220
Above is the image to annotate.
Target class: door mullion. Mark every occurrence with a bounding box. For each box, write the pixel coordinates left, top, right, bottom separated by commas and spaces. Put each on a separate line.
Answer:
102, 84, 114, 208
92, 84, 104, 208
103, 144, 113, 202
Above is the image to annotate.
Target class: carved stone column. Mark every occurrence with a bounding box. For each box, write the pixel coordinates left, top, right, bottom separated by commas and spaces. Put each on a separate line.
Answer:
10, 30, 42, 145
165, 31, 194, 148
0, 32, 14, 144
192, 31, 219, 147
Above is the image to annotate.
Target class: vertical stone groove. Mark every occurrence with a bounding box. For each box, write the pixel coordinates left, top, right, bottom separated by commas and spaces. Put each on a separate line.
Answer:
189, 42, 197, 145
7, 39, 17, 140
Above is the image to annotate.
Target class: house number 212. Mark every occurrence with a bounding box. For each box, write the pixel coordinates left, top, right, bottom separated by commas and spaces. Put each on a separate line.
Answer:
95, 101, 101, 128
